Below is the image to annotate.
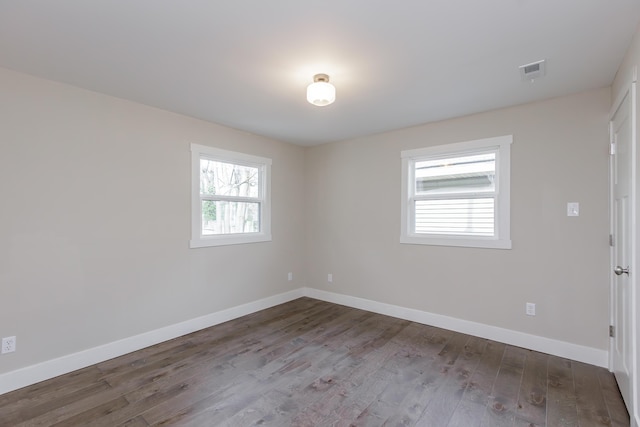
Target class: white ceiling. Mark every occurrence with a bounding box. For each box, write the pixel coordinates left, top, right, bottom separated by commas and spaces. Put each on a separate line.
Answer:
0, 1, 639, 146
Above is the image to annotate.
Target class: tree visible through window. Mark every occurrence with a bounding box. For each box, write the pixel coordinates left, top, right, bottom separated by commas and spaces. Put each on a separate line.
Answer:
200, 159, 260, 235
191, 144, 271, 248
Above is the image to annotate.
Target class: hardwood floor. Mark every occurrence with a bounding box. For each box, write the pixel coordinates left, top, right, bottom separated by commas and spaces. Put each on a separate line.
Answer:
0, 297, 629, 426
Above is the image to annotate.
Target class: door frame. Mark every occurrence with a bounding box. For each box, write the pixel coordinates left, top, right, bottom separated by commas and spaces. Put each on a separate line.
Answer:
610, 66, 638, 425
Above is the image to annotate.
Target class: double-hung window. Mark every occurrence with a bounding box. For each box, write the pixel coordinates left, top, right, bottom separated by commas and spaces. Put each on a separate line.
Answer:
401, 135, 512, 249
190, 144, 272, 248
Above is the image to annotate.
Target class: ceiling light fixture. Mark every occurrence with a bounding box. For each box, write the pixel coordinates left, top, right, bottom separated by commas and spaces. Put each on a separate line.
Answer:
307, 73, 336, 107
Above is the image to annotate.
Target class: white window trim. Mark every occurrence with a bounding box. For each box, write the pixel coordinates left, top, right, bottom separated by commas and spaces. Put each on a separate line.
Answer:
400, 135, 512, 249
190, 143, 272, 248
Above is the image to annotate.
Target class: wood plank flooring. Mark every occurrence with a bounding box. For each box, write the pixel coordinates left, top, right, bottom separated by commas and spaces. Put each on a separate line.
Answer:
0, 297, 629, 426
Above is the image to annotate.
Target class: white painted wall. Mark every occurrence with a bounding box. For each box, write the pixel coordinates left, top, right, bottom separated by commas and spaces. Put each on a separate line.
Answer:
0, 67, 306, 375
304, 87, 611, 352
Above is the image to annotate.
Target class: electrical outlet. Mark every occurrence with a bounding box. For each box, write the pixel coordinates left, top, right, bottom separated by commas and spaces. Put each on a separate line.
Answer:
328, 273, 333, 283
2, 336, 16, 354
288, 272, 293, 281
526, 303, 536, 316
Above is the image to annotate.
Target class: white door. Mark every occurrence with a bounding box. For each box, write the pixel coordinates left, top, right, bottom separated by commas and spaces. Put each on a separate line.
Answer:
611, 88, 633, 411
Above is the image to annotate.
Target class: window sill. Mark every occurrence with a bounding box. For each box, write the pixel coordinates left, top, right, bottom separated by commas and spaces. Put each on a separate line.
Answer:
400, 235, 512, 249
190, 233, 272, 248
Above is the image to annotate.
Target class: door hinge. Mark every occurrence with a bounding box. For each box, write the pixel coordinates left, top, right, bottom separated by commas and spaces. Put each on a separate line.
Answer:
610, 325, 615, 338
610, 234, 615, 247
610, 140, 616, 155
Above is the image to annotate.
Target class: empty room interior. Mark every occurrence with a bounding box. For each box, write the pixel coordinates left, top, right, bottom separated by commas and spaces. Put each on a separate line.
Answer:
2, 1, 640, 426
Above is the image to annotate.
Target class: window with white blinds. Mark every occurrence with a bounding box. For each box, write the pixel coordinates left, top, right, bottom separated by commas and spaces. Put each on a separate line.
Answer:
401, 135, 512, 249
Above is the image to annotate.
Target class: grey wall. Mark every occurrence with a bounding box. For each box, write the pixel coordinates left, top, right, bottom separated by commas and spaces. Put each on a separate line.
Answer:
304, 87, 611, 351
0, 67, 306, 374
0, 63, 614, 378
613, 23, 640, 101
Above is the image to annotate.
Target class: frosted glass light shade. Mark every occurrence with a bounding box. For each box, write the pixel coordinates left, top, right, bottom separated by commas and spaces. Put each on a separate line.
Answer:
307, 76, 336, 106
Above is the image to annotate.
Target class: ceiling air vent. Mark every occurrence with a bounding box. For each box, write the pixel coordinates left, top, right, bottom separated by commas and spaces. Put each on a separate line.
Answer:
519, 59, 546, 81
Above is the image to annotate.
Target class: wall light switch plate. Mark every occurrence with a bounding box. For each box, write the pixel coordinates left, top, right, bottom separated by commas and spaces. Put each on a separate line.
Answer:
567, 202, 579, 217
526, 303, 536, 316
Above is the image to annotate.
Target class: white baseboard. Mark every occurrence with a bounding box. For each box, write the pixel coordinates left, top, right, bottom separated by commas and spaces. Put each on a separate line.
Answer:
0, 288, 305, 396
303, 288, 609, 368
0, 286, 609, 396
